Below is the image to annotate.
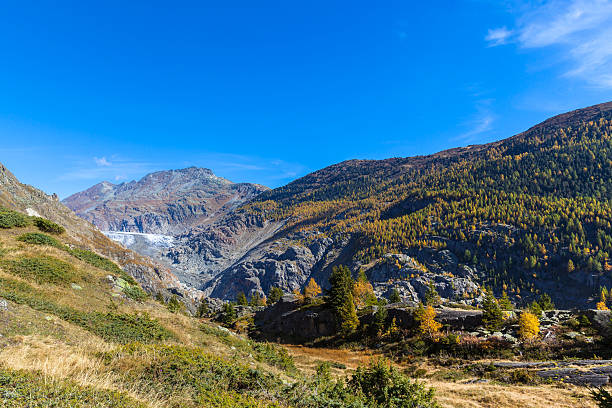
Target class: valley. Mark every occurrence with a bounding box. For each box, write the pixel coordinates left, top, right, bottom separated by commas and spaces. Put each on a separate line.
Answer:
1, 101, 611, 408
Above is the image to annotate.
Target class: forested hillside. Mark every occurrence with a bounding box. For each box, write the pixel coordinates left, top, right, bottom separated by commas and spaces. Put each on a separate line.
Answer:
241, 102, 612, 305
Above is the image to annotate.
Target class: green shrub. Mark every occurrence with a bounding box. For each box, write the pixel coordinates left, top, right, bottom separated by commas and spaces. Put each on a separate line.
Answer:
69, 248, 135, 284
32, 217, 65, 235
122, 284, 149, 302
200, 324, 296, 374
4, 256, 76, 285
592, 387, 612, 408
167, 295, 183, 313
0, 209, 29, 229
16, 232, 65, 249
0, 277, 172, 343
250, 342, 296, 373
348, 358, 438, 408
109, 344, 281, 403
0, 367, 146, 408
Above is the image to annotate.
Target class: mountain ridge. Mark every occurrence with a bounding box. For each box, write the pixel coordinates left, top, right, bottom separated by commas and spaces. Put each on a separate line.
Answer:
64, 101, 612, 307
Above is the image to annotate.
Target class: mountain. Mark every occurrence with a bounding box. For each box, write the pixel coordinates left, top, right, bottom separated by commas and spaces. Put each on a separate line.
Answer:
0, 163, 193, 300
64, 102, 612, 308
186, 101, 612, 307
63, 167, 269, 288
63, 167, 268, 235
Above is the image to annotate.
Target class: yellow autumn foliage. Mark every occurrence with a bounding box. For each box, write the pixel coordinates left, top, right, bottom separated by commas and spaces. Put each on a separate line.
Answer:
418, 305, 441, 339
303, 278, 322, 301
518, 311, 539, 340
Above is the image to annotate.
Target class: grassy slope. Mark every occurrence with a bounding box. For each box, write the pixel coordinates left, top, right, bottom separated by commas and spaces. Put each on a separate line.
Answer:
0, 222, 295, 407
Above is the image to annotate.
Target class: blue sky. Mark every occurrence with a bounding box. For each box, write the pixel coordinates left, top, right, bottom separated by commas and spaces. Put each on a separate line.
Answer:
0, 0, 611, 198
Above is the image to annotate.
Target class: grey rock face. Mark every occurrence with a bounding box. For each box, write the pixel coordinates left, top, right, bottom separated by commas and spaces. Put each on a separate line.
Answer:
254, 296, 337, 342
369, 253, 480, 305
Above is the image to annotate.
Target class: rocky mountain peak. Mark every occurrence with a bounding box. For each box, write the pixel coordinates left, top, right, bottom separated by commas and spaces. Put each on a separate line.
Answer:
63, 166, 269, 235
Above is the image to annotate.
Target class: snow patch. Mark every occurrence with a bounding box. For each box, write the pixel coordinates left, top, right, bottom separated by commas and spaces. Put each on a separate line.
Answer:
103, 231, 175, 248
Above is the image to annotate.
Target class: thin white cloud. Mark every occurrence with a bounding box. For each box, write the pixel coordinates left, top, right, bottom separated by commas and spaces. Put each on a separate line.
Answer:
486, 0, 612, 88
94, 156, 111, 166
454, 98, 497, 143
485, 27, 513, 46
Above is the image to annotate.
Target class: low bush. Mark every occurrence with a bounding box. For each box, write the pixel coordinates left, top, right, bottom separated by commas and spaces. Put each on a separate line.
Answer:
32, 217, 65, 235
250, 342, 296, 373
4, 256, 76, 285
0, 209, 29, 229
122, 284, 149, 302
107, 344, 282, 406
200, 324, 296, 373
69, 248, 136, 284
0, 277, 172, 343
0, 367, 146, 408
16, 232, 65, 249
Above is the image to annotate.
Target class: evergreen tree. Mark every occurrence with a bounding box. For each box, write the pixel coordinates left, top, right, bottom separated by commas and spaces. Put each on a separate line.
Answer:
167, 295, 182, 313
372, 305, 388, 335
528, 300, 542, 317
221, 302, 237, 325
482, 288, 503, 331
498, 291, 513, 311
196, 301, 209, 317
537, 293, 555, 311
249, 292, 265, 306
236, 292, 248, 306
389, 288, 402, 304
329, 265, 359, 334
424, 282, 441, 306
268, 287, 284, 304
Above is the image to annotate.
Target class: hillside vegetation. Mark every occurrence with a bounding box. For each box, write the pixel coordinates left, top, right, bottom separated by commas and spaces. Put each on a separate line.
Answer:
242, 104, 612, 305
0, 208, 439, 407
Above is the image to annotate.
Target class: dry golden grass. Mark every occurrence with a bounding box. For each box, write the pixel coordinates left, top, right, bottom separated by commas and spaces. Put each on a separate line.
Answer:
284, 344, 598, 408
429, 380, 596, 408
0, 335, 169, 408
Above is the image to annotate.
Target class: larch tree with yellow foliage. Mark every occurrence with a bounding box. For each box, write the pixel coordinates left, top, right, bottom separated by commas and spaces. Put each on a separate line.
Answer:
304, 278, 322, 303
518, 311, 540, 340
353, 270, 377, 308
415, 303, 441, 340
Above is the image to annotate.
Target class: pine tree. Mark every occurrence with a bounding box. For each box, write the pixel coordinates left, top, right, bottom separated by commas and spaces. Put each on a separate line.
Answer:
567, 259, 575, 273
236, 292, 248, 306
268, 287, 284, 304
538, 293, 555, 311
498, 291, 513, 311
389, 288, 402, 303
304, 278, 322, 303
249, 292, 265, 306
416, 304, 441, 339
196, 301, 209, 317
329, 265, 359, 334
424, 282, 441, 306
528, 300, 542, 317
372, 305, 388, 335
221, 302, 237, 325
167, 295, 182, 313
353, 272, 376, 308
482, 288, 503, 331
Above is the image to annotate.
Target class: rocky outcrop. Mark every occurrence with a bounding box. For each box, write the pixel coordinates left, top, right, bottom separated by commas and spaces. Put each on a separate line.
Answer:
369, 252, 481, 306
254, 296, 337, 342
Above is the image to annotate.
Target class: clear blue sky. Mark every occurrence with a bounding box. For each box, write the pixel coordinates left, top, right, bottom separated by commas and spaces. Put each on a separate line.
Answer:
1, 0, 610, 198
